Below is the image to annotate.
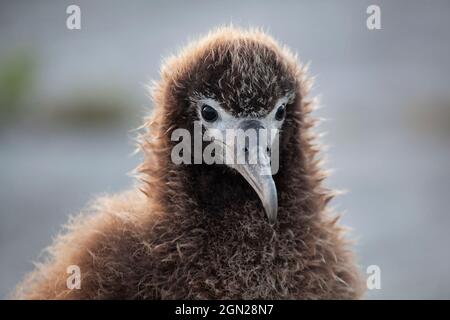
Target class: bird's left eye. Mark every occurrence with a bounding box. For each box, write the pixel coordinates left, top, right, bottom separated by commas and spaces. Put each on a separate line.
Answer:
201, 105, 218, 122
275, 105, 286, 121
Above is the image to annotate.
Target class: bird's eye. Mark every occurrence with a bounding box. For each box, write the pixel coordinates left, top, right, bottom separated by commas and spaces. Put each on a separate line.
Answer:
275, 105, 286, 121
201, 105, 218, 122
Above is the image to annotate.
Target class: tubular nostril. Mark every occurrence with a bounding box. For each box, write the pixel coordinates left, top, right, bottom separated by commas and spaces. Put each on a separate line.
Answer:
244, 147, 249, 153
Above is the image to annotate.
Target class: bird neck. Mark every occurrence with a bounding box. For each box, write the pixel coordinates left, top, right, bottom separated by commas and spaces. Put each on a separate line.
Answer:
188, 164, 265, 217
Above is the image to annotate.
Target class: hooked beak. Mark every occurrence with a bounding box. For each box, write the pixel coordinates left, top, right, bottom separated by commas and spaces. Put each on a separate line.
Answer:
233, 161, 278, 225
226, 120, 278, 225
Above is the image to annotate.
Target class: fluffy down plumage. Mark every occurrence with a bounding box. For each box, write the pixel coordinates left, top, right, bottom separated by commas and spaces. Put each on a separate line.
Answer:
14, 27, 365, 299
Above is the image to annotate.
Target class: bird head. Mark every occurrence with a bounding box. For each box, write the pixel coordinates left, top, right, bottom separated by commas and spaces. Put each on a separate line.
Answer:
144, 27, 312, 225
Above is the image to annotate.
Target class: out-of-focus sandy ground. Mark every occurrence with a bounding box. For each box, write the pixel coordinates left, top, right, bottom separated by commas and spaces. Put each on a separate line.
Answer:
1, 0, 450, 299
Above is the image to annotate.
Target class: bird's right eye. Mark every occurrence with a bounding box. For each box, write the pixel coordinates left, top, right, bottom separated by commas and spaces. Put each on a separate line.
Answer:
201, 105, 218, 122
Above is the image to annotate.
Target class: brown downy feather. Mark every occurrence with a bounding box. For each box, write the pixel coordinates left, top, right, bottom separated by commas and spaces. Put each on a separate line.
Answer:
14, 27, 365, 299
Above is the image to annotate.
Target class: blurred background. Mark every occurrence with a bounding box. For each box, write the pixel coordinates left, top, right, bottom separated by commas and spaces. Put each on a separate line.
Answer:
1, 0, 449, 299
